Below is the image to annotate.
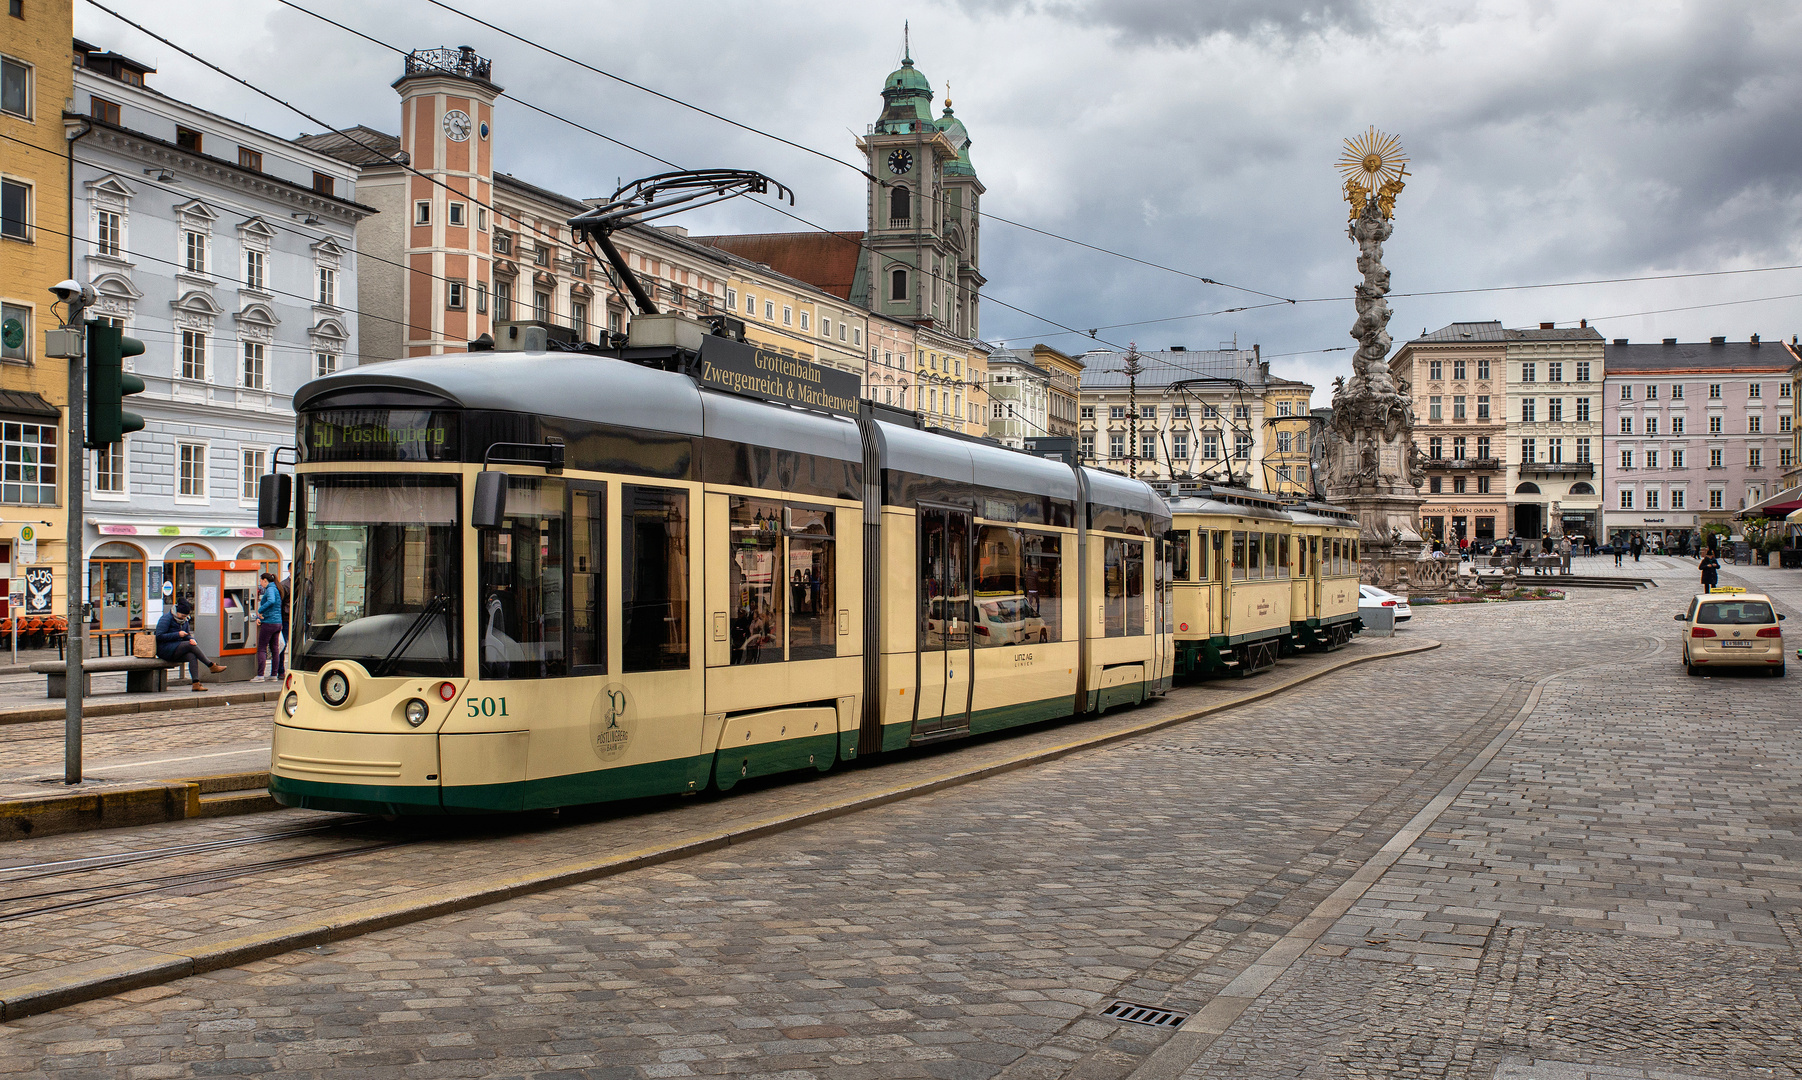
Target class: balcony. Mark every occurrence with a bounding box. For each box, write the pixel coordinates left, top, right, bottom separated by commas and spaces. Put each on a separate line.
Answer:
1519, 460, 1595, 477
1431, 457, 1503, 471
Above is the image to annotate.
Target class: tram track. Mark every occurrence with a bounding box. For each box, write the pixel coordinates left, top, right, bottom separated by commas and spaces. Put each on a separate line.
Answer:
0, 636, 1441, 1022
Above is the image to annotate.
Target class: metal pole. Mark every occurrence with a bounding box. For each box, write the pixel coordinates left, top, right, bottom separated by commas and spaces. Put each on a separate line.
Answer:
64, 308, 86, 784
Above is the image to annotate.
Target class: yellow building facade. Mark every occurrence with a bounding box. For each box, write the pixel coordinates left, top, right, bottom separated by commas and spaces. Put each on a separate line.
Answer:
1263, 380, 1315, 495
1, 6, 75, 616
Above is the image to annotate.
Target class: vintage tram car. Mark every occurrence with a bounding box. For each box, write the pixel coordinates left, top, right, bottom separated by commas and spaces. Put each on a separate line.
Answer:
267, 322, 1173, 815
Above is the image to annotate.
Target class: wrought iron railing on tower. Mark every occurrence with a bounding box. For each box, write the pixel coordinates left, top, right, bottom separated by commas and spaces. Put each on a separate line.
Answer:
405, 46, 493, 82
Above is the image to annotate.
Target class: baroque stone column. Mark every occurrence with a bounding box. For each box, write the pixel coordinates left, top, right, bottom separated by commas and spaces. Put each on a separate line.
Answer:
1321, 130, 1446, 594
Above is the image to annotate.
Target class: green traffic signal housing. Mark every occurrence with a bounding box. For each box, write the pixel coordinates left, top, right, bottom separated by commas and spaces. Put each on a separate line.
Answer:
86, 321, 146, 449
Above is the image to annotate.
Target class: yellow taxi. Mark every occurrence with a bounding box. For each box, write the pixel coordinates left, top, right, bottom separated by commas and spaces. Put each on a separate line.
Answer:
1676, 588, 1786, 676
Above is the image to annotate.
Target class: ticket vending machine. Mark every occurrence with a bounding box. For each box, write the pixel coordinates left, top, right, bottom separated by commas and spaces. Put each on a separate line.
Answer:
190, 560, 262, 681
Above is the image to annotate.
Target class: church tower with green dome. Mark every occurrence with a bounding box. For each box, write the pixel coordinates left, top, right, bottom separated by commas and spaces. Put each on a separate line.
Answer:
854, 37, 984, 341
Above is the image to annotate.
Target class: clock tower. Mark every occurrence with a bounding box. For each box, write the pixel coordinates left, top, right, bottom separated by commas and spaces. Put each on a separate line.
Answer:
856, 44, 982, 339
394, 47, 499, 355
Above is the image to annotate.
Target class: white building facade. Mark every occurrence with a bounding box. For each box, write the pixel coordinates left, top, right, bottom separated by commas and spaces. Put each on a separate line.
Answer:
71, 44, 368, 628
986, 349, 1050, 448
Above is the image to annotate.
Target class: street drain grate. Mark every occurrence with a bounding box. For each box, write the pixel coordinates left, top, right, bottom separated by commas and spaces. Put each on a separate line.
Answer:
1101, 1000, 1188, 1028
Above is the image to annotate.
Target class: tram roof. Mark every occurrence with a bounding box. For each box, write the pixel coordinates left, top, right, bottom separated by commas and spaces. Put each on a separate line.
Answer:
1164, 494, 1291, 524
1083, 466, 1173, 526
295, 350, 862, 462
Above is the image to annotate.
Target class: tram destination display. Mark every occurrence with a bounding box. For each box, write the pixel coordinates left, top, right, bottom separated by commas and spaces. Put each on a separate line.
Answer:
304, 409, 460, 462
693, 337, 860, 418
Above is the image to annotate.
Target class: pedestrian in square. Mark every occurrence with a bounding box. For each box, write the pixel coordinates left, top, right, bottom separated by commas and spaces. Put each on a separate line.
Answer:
1630, 534, 1644, 562
1613, 539, 1624, 568
1699, 551, 1721, 593
253, 572, 284, 681
155, 601, 227, 691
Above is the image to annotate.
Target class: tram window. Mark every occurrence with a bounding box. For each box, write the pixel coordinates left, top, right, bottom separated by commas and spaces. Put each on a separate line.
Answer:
1021, 531, 1061, 643
1247, 532, 1262, 579
729, 496, 784, 665
1123, 540, 1145, 636
973, 524, 1061, 647
1268, 534, 1282, 578
1329, 539, 1340, 576
1103, 538, 1126, 638
296, 475, 461, 678
1231, 532, 1247, 581
1169, 530, 1191, 582
1196, 530, 1210, 582
787, 505, 835, 662
919, 509, 972, 650
1309, 536, 1319, 577
569, 488, 604, 671
622, 485, 690, 672
480, 477, 567, 679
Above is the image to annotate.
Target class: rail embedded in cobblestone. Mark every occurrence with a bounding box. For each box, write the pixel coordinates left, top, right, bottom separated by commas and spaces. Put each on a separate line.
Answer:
0, 638, 1437, 1022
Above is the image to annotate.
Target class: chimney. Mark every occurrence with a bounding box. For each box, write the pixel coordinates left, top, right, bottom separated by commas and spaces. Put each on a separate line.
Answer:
1539, 322, 1554, 330
1710, 336, 1726, 346
1613, 339, 1628, 346
1579, 318, 1587, 328
1751, 334, 1761, 346
1663, 338, 1677, 346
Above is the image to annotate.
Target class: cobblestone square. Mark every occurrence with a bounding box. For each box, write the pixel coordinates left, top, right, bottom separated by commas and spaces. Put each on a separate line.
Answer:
3, 556, 1799, 1080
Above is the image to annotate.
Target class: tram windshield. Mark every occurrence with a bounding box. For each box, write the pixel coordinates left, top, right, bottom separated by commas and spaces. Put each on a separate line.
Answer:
295, 475, 462, 677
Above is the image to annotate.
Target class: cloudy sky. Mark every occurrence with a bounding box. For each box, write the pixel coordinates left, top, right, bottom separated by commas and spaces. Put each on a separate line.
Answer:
77, 0, 1802, 392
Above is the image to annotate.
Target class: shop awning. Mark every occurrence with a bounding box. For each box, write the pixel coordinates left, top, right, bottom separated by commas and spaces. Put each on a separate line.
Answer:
0, 391, 61, 420
1741, 484, 1802, 519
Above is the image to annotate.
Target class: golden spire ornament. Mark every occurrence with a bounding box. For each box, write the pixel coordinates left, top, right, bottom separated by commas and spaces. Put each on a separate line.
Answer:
1336, 126, 1409, 220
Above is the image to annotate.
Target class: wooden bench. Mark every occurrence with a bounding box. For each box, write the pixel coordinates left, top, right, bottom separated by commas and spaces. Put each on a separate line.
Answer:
28, 657, 180, 698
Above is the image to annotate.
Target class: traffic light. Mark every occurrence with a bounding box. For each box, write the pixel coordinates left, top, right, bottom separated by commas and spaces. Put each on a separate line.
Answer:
86, 321, 146, 448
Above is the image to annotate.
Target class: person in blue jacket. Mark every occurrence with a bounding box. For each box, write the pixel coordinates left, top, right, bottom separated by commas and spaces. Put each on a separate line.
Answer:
155, 600, 227, 691
253, 571, 285, 681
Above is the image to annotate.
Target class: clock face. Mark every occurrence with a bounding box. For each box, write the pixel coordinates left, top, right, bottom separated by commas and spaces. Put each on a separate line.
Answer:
888, 149, 914, 175
443, 109, 473, 142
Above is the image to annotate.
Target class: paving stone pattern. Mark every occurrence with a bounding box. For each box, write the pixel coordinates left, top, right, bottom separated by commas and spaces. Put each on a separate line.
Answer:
5, 557, 1800, 1080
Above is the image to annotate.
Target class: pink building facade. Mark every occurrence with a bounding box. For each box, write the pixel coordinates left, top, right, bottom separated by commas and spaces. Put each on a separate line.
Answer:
1602, 336, 1794, 549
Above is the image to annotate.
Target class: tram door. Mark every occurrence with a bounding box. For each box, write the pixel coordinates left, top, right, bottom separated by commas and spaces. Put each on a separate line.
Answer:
916, 507, 973, 738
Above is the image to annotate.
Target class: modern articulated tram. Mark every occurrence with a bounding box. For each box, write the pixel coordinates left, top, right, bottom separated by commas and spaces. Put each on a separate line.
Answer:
265, 325, 1174, 815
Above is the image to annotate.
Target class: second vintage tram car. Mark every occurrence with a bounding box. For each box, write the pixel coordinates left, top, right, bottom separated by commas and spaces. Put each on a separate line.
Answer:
266, 319, 1174, 815
1283, 501, 1363, 652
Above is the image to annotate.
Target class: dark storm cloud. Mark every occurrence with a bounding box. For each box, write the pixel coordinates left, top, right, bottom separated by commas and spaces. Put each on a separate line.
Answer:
74, 0, 1802, 391
960, 0, 1374, 44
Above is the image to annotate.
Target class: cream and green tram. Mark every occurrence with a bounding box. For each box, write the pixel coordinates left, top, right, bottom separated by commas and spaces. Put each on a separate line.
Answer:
267, 337, 1172, 815
1165, 487, 1294, 678
1284, 501, 1363, 651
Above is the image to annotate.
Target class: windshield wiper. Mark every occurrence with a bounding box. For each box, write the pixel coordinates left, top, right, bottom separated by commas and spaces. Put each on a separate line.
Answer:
373, 594, 450, 677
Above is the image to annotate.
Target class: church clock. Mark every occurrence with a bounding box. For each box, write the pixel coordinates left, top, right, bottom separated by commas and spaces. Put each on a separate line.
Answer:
888, 149, 914, 175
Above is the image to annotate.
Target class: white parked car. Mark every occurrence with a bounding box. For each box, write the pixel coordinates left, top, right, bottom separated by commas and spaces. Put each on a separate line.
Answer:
1358, 584, 1412, 623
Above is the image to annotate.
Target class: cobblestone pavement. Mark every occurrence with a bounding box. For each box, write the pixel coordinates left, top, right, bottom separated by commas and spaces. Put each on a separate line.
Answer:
0, 638, 1411, 986
0, 702, 275, 790
4, 562, 1800, 1080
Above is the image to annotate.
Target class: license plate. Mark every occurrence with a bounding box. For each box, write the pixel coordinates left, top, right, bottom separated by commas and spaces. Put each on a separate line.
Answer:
1721, 640, 1753, 648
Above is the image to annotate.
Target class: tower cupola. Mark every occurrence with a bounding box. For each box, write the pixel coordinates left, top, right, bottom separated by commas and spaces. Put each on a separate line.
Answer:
875, 48, 935, 135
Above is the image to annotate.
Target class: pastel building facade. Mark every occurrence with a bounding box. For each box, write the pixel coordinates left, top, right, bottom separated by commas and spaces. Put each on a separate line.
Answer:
1603, 336, 1793, 546
1393, 323, 1509, 544
71, 42, 368, 629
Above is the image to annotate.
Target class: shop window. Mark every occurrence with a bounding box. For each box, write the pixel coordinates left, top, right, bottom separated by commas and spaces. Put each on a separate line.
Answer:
90, 541, 146, 631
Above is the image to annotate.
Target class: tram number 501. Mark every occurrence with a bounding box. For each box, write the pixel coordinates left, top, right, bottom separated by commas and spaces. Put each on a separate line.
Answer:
465, 697, 510, 718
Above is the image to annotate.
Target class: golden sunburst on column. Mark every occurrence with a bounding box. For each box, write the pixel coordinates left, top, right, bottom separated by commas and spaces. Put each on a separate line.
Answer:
1337, 126, 1409, 220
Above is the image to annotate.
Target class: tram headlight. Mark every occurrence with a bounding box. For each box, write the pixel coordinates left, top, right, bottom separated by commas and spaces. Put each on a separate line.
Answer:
404, 698, 429, 727
320, 669, 351, 707
282, 692, 299, 718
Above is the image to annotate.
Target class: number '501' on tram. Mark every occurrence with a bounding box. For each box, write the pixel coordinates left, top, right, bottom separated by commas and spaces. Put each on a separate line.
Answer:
263, 319, 1175, 815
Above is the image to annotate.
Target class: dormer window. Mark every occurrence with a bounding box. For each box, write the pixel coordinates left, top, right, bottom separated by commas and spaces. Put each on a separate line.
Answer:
175, 125, 201, 152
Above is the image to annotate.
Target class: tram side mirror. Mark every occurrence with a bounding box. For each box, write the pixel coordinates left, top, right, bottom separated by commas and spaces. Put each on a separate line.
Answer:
473, 470, 509, 529
257, 473, 292, 530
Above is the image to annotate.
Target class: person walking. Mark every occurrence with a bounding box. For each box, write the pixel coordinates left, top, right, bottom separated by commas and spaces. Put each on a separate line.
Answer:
155, 600, 228, 691
1558, 534, 1572, 574
1613, 538, 1625, 568
1630, 533, 1644, 562
1699, 550, 1721, 593
253, 572, 284, 682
